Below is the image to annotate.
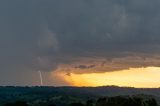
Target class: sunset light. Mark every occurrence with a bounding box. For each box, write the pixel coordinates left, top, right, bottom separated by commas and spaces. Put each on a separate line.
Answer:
52, 67, 160, 88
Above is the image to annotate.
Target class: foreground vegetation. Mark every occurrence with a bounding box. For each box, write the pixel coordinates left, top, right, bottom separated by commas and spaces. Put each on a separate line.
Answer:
3, 96, 158, 106
0, 86, 159, 106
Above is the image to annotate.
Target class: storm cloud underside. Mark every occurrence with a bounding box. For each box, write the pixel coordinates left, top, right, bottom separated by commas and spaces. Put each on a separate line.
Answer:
1, 0, 160, 85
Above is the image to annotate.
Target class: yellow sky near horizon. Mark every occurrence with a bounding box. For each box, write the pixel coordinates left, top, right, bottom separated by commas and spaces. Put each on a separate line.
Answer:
51, 67, 160, 88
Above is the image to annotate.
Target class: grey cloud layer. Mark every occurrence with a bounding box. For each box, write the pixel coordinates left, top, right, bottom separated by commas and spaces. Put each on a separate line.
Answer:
1, 0, 160, 73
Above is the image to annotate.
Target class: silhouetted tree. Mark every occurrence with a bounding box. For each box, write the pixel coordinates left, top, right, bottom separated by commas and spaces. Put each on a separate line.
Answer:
96, 97, 107, 106
4, 101, 28, 106
146, 98, 158, 106
47, 104, 56, 106
69, 102, 85, 106
96, 96, 158, 106
86, 100, 94, 106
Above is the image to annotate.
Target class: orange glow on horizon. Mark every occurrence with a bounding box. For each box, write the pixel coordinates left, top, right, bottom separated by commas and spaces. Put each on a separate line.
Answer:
51, 67, 160, 88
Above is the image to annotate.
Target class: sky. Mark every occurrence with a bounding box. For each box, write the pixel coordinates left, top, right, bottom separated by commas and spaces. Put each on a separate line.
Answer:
1, 0, 160, 87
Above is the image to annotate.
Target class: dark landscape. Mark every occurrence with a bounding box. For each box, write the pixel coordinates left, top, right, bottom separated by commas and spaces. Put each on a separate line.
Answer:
0, 86, 159, 106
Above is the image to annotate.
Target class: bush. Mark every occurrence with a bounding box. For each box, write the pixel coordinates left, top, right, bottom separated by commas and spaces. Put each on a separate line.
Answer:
96, 96, 158, 106
4, 101, 28, 106
69, 102, 85, 106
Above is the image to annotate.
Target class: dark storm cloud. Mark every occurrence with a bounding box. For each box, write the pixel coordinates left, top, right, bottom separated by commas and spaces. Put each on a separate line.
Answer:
1, 0, 160, 74
75, 65, 96, 69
